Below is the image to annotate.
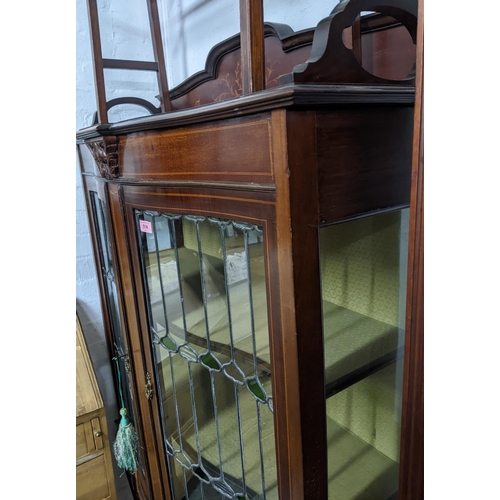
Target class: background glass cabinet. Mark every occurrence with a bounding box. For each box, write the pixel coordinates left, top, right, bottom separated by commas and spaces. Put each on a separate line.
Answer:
77, 0, 422, 498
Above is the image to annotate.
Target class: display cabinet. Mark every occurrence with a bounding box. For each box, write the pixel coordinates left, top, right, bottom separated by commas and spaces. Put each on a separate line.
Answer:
76, 0, 423, 498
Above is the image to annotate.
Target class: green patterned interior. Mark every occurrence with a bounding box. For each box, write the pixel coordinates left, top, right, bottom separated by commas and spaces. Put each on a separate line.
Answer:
142, 210, 408, 499
320, 209, 409, 499
320, 210, 406, 327
182, 219, 226, 259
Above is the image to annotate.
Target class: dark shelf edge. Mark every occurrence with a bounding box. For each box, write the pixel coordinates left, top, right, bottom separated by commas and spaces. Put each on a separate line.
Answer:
80, 173, 277, 193
325, 345, 405, 399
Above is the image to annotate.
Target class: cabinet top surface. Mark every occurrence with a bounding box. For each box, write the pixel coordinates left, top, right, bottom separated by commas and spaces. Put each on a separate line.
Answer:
76, 83, 414, 142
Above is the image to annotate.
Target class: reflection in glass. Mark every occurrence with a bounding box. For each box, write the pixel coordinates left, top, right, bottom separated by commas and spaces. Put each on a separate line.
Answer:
89, 191, 146, 477
158, 0, 240, 89
93, 0, 160, 123
136, 211, 277, 500
96, 0, 155, 61
264, 0, 337, 32
320, 208, 409, 499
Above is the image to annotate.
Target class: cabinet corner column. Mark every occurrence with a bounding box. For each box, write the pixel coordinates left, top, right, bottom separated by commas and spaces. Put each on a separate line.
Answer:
270, 109, 328, 500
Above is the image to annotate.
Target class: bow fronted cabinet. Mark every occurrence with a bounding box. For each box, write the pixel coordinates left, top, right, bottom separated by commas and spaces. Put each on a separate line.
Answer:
76, 0, 423, 498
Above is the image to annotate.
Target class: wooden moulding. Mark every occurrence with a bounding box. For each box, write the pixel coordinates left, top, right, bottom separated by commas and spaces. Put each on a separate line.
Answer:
272, 109, 328, 499
120, 184, 275, 222
77, 83, 414, 143
164, 13, 414, 111
168, 23, 310, 102
399, 0, 423, 495
106, 184, 165, 500
119, 184, 277, 499
85, 136, 119, 180
285, 0, 418, 86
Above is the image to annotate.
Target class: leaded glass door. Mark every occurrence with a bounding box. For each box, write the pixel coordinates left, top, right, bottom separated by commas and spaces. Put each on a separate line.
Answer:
133, 210, 278, 500
85, 182, 152, 499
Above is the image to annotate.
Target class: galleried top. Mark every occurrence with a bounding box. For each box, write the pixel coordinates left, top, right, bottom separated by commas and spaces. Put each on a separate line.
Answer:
79, 0, 417, 135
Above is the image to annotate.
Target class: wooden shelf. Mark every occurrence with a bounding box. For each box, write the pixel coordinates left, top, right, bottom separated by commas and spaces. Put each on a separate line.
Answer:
149, 250, 403, 499
151, 251, 401, 391
322, 302, 403, 397
159, 356, 400, 500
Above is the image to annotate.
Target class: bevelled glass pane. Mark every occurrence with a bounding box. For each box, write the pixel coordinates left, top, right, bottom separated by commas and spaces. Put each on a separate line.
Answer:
89, 191, 146, 478
136, 211, 276, 500
320, 208, 409, 499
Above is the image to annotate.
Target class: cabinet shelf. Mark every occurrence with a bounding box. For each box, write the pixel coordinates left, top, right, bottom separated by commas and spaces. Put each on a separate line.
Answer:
322, 301, 403, 398
159, 351, 400, 500
156, 301, 403, 500
150, 238, 404, 499
152, 252, 402, 395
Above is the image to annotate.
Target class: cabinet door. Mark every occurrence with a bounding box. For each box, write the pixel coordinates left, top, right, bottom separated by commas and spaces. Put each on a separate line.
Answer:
85, 180, 153, 499
76, 410, 116, 500
123, 186, 281, 500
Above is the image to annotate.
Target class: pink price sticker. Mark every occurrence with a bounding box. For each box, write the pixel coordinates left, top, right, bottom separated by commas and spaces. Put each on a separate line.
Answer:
140, 220, 153, 234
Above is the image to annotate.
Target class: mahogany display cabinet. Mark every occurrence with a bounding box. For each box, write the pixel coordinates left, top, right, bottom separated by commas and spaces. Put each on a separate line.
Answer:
76, 0, 423, 498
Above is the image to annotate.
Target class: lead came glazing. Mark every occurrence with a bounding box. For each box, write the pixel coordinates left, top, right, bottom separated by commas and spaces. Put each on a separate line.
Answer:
90, 192, 146, 477
135, 210, 277, 500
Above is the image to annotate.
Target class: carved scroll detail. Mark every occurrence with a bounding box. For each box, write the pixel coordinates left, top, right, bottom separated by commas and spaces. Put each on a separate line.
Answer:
86, 136, 119, 179
283, 0, 418, 86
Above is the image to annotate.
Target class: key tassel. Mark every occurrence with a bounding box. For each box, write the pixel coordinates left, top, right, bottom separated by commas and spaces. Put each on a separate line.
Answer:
112, 357, 139, 474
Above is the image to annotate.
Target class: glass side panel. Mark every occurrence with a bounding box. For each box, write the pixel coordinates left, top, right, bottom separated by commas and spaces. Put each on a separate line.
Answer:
96, 0, 155, 61
89, 191, 146, 478
136, 211, 277, 500
264, 0, 337, 32
320, 208, 409, 500
95, 0, 161, 123
157, 0, 240, 90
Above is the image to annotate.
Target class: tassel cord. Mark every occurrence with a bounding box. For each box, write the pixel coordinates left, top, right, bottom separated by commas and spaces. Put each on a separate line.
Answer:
111, 355, 139, 474
112, 356, 126, 409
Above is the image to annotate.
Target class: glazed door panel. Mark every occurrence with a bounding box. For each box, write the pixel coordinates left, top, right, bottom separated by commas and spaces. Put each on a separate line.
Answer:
85, 179, 154, 500
121, 186, 283, 500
